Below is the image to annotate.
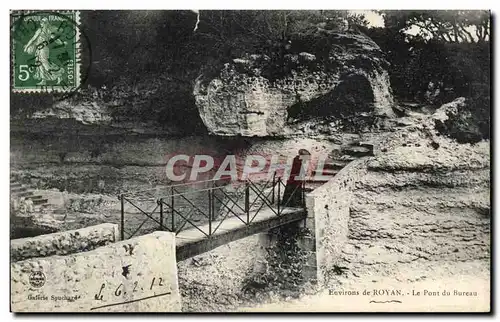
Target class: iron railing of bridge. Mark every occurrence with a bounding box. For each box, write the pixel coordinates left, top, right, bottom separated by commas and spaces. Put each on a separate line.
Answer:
118, 173, 306, 240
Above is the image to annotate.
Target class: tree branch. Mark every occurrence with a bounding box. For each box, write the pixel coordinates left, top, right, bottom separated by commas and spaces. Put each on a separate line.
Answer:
441, 32, 453, 42
475, 27, 482, 41
459, 25, 475, 43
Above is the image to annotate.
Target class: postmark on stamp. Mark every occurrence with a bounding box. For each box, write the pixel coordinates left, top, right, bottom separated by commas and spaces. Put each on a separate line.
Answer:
11, 11, 81, 93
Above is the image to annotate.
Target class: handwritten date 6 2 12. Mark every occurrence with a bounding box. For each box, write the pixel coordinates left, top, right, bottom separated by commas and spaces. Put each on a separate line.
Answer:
94, 277, 165, 301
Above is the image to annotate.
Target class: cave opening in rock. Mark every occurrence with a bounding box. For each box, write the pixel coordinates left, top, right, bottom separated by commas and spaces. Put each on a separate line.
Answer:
287, 74, 375, 122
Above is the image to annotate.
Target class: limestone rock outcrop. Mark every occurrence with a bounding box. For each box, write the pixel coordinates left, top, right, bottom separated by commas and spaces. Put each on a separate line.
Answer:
194, 31, 395, 137
307, 117, 490, 287
32, 100, 113, 125
432, 97, 466, 125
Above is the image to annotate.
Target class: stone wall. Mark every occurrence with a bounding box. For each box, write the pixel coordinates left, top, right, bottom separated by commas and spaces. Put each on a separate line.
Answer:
11, 231, 181, 312
305, 158, 369, 286
11, 223, 119, 262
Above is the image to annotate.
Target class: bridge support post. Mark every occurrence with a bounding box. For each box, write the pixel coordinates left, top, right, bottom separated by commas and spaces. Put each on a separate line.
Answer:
302, 181, 306, 207
245, 181, 250, 224
208, 189, 212, 235
159, 198, 163, 231
277, 178, 281, 215
171, 187, 175, 232
211, 182, 215, 221
272, 172, 276, 204
120, 194, 124, 241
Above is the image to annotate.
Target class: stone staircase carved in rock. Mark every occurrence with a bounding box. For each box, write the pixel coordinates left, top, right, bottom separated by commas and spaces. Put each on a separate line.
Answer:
10, 178, 49, 209
304, 141, 374, 192
10, 177, 61, 239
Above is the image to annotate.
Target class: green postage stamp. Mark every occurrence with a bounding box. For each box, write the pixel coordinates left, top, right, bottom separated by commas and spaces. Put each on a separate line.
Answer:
11, 11, 81, 93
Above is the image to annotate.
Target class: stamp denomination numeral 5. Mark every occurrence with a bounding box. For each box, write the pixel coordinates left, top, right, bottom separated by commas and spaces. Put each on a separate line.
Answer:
17, 65, 30, 81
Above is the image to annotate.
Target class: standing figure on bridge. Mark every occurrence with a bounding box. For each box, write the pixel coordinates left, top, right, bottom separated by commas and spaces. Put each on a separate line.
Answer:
281, 149, 310, 207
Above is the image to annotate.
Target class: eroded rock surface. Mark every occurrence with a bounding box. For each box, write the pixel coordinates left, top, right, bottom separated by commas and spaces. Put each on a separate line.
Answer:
31, 100, 113, 125
194, 31, 395, 136
339, 129, 489, 285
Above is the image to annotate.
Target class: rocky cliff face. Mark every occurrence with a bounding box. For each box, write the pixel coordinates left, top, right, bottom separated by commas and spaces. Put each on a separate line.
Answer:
336, 108, 490, 286
194, 31, 395, 137
32, 100, 113, 125
12, 85, 197, 136
306, 102, 490, 288
342, 143, 490, 285
12, 27, 395, 138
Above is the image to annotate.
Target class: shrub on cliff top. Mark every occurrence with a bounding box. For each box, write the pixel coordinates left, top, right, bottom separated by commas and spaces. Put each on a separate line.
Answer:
242, 224, 312, 298
435, 90, 490, 144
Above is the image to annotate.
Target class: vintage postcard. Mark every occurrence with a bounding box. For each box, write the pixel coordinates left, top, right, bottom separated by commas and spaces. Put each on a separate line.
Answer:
9, 9, 491, 313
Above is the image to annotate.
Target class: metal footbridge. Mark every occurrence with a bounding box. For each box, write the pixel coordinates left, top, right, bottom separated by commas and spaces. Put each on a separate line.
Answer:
118, 174, 307, 261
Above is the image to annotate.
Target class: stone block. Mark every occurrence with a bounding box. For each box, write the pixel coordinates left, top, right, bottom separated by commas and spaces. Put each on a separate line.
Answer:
11, 223, 119, 262
11, 231, 181, 312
